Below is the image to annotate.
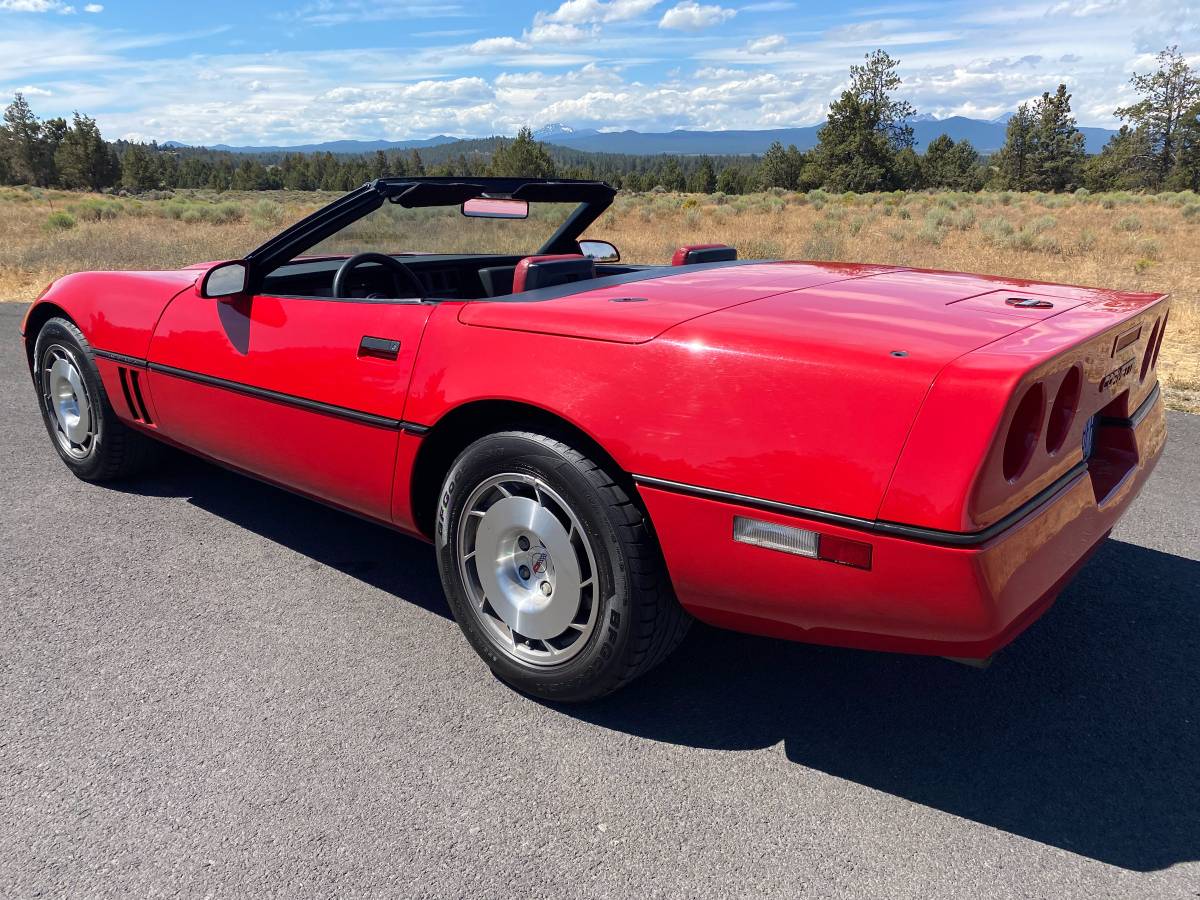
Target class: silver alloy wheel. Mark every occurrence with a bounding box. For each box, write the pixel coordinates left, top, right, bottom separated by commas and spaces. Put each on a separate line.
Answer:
41, 345, 96, 459
456, 472, 599, 667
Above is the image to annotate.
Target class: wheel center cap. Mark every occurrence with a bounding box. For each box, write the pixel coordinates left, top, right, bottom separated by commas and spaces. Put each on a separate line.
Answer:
471, 496, 582, 640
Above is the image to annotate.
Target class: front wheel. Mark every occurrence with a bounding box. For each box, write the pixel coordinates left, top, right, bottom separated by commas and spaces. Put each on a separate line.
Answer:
436, 430, 690, 702
32, 317, 161, 482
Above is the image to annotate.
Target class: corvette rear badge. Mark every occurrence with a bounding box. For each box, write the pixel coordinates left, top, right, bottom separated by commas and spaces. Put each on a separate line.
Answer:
1100, 358, 1134, 392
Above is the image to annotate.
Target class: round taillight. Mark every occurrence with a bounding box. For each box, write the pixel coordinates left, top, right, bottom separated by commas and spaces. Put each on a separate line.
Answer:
1141, 317, 1161, 382
1150, 310, 1169, 372
1046, 366, 1081, 455
1003, 382, 1045, 482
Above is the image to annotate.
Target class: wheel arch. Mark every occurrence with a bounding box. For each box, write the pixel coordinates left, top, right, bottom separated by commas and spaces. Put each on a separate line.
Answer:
409, 399, 639, 539
21, 301, 76, 375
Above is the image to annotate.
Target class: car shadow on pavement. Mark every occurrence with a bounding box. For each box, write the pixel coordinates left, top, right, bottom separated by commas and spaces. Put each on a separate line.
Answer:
119, 452, 452, 621
114, 456, 1197, 871
567, 539, 1200, 873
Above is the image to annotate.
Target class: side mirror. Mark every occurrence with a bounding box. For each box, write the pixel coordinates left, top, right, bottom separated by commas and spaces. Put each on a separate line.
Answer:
199, 261, 248, 299
579, 239, 620, 263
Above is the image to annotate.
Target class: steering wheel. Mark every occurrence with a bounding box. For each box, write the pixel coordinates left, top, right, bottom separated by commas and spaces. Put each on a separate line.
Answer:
332, 252, 425, 299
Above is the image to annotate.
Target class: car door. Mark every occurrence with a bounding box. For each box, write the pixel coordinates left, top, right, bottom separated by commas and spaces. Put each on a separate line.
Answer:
146, 289, 434, 522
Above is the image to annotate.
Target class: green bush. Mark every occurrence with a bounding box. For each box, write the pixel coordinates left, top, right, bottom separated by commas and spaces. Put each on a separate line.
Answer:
250, 198, 284, 226
917, 224, 944, 246
1028, 214, 1057, 234
69, 199, 123, 222
44, 211, 76, 232
1115, 215, 1142, 232
924, 207, 951, 228
1138, 238, 1162, 260
981, 216, 1015, 244
801, 232, 842, 260
742, 238, 785, 258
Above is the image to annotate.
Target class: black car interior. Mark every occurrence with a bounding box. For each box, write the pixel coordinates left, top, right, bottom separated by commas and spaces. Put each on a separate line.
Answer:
246, 177, 738, 302
260, 254, 644, 301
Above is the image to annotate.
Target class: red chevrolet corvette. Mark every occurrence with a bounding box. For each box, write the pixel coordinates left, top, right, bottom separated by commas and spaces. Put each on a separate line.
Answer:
21, 177, 1168, 700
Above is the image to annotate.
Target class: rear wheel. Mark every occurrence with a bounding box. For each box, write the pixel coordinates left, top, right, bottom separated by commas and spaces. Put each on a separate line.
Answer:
33, 317, 161, 482
436, 430, 690, 702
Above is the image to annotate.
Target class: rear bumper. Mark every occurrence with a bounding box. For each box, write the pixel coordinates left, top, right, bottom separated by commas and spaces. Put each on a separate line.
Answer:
637, 389, 1166, 658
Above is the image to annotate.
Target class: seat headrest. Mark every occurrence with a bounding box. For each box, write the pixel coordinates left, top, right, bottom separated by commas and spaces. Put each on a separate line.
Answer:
513, 254, 595, 293
479, 265, 516, 297
671, 244, 738, 266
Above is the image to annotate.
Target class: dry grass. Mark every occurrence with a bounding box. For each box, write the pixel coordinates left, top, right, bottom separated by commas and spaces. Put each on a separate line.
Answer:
2, 185, 1197, 412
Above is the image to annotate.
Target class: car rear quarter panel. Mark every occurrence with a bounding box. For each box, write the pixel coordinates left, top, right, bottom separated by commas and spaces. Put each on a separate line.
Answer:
404, 295, 979, 522
879, 291, 1169, 532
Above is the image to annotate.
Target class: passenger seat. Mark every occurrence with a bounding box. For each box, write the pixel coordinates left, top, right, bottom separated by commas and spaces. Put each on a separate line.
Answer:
512, 255, 595, 293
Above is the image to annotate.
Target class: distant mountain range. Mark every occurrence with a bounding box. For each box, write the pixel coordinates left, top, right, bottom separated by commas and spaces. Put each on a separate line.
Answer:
161, 135, 461, 154
165, 115, 1119, 157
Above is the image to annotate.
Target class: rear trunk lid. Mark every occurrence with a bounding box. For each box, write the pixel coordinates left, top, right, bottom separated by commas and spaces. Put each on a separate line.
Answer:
457, 262, 900, 343
457, 262, 1117, 356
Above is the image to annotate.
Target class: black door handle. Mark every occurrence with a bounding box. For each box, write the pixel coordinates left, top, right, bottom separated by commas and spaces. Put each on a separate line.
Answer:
359, 336, 401, 360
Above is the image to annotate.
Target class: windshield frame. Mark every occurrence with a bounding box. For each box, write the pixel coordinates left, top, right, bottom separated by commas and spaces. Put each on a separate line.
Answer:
242, 177, 616, 294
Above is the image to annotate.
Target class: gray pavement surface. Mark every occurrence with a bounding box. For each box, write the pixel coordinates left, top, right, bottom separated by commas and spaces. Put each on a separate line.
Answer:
2, 301, 1198, 898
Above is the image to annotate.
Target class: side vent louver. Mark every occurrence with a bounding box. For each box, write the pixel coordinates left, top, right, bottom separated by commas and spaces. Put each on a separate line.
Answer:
117, 366, 153, 424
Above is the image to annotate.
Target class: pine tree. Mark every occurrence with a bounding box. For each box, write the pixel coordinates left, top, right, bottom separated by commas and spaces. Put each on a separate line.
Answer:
1168, 100, 1200, 190
1030, 85, 1086, 191
716, 165, 745, 194
808, 50, 914, 191
756, 141, 804, 190
2, 93, 55, 186
54, 112, 119, 190
371, 149, 388, 179
689, 155, 716, 193
120, 144, 158, 191
1115, 46, 1200, 188
921, 135, 982, 189
849, 49, 915, 150
489, 127, 556, 178
995, 103, 1036, 191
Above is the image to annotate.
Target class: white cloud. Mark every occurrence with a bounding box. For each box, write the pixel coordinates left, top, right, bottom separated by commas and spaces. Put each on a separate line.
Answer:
525, 21, 592, 42
2, 0, 1189, 143
541, 0, 660, 25
294, 0, 466, 26
0, 0, 61, 10
745, 34, 786, 53
658, 1, 735, 31
14, 84, 53, 95
469, 36, 531, 54
83, 3, 102, 11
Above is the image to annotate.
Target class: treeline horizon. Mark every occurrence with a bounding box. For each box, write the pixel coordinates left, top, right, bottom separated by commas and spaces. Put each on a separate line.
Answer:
1, 46, 1197, 197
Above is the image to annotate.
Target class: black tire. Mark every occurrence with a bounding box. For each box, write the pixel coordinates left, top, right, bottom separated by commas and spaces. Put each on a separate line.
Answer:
32, 317, 161, 482
436, 430, 691, 702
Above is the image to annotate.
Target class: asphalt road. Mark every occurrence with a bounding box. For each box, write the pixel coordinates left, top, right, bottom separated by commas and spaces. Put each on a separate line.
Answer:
2, 301, 1198, 899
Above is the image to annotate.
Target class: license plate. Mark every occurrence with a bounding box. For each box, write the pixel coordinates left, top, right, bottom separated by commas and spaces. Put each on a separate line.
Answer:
1082, 414, 1097, 460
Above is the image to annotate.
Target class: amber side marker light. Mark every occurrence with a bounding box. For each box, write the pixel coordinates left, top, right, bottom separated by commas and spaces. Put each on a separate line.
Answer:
733, 516, 873, 570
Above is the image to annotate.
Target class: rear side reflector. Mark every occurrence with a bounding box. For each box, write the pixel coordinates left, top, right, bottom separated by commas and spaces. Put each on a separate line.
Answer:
817, 534, 874, 570
733, 516, 872, 570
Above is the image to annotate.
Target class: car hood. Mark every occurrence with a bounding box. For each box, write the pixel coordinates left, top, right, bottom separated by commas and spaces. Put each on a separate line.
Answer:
457, 262, 1108, 355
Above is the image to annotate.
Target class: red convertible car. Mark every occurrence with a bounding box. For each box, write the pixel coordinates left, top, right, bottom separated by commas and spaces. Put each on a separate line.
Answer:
21, 177, 1169, 700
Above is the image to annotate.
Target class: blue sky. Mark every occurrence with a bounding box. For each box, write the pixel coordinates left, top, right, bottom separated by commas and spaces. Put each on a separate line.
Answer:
0, 0, 1194, 144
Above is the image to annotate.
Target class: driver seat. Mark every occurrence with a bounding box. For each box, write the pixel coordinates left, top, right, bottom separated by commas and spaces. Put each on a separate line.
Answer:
512, 254, 595, 294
